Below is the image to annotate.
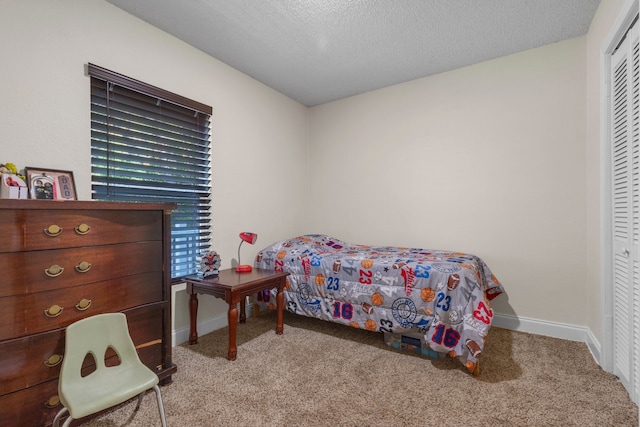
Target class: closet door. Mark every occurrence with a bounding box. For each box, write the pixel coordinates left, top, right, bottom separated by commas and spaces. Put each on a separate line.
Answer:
610, 17, 639, 404
633, 22, 640, 407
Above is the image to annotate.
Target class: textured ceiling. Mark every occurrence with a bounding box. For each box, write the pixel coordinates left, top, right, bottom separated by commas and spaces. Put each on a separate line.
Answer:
105, 0, 601, 107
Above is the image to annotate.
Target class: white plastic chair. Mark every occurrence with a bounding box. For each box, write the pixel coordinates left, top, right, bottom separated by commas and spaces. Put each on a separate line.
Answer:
52, 313, 167, 427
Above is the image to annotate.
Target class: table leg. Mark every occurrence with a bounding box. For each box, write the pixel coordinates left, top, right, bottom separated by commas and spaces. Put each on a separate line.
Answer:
227, 303, 238, 361
189, 292, 199, 345
275, 279, 284, 335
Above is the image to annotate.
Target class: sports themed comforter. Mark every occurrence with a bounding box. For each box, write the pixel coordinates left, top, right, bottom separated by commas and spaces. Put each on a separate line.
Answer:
253, 234, 504, 373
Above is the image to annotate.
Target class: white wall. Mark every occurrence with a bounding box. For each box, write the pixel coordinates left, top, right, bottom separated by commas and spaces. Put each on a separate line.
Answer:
0, 0, 310, 335
309, 37, 588, 331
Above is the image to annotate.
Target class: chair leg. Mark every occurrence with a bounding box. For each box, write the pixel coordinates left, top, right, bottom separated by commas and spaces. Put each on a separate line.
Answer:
53, 390, 164, 427
153, 384, 167, 427
52, 406, 68, 427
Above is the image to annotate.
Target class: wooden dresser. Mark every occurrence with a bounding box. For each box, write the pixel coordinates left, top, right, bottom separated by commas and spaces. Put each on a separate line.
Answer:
0, 200, 177, 426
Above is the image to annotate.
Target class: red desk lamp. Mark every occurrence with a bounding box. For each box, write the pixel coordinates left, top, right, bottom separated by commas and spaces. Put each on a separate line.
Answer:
236, 232, 257, 273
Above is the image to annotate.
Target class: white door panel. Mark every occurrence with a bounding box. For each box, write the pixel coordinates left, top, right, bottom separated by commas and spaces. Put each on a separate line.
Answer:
610, 16, 639, 403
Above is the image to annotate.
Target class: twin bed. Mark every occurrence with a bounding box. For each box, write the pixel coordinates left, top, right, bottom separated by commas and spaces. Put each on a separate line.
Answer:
253, 234, 504, 375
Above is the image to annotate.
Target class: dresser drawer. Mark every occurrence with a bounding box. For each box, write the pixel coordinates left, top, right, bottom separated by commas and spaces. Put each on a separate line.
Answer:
0, 241, 163, 298
0, 272, 163, 340
0, 329, 65, 396
0, 378, 60, 427
0, 303, 165, 396
0, 209, 163, 253
124, 302, 165, 372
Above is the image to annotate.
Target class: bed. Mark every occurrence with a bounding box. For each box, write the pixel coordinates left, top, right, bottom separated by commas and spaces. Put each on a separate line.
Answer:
253, 234, 504, 375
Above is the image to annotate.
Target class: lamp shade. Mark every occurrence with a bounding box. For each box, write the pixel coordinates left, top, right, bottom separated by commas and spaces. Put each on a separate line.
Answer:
239, 232, 257, 245
236, 232, 257, 273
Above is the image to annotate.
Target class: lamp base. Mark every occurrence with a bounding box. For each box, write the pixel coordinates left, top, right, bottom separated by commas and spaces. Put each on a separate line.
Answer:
235, 265, 253, 273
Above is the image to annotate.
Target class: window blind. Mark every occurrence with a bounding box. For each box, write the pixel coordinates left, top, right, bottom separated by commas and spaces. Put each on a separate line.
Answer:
88, 64, 212, 280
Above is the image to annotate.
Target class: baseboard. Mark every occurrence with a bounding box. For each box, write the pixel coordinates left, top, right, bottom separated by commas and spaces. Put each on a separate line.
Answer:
172, 303, 256, 346
173, 310, 604, 366
492, 313, 602, 364
584, 327, 602, 365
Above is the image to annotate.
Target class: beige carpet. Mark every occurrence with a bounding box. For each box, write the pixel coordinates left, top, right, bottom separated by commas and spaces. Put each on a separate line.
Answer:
82, 311, 638, 426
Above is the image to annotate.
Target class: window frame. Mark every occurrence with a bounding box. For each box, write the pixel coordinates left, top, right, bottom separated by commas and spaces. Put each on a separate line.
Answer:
88, 63, 213, 281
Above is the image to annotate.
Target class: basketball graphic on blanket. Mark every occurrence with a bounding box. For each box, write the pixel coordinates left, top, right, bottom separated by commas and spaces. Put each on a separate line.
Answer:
277, 250, 287, 259
420, 287, 435, 302
361, 259, 374, 269
365, 319, 377, 331
315, 274, 325, 286
371, 292, 384, 306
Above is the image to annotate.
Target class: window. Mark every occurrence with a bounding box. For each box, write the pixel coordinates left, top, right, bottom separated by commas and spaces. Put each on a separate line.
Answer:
88, 63, 212, 280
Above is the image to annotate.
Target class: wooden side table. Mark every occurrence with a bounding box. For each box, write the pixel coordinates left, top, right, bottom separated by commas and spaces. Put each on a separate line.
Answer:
183, 268, 289, 361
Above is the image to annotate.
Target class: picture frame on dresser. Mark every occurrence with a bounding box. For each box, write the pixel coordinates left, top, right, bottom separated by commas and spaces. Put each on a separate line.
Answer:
24, 167, 77, 200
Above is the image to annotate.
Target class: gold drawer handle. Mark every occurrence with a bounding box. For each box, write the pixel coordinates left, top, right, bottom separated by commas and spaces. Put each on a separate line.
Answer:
44, 354, 63, 368
44, 224, 63, 237
75, 298, 92, 311
75, 223, 91, 235
44, 395, 60, 409
44, 304, 63, 318
75, 261, 92, 273
45, 264, 64, 278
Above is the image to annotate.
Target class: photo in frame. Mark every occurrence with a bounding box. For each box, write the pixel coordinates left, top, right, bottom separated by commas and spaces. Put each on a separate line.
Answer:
25, 167, 77, 200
